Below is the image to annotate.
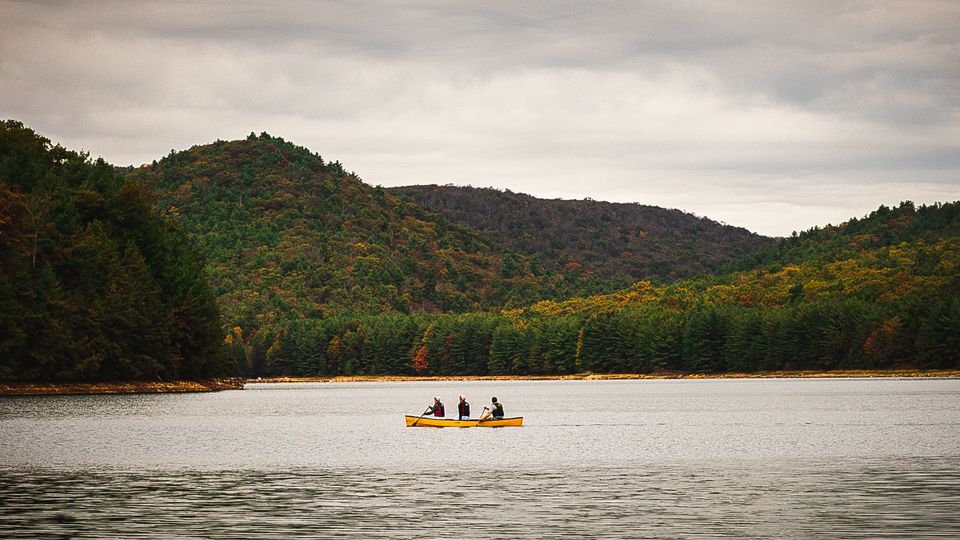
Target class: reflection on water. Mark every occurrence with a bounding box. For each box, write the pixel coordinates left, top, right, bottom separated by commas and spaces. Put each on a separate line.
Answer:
1, 460, 958, 538
1, 379, 958, 537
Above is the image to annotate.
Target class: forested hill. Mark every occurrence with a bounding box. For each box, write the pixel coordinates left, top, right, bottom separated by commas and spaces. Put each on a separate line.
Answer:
0, 121, 228, 382
730, 201, 960, 271
389, 185, 774, 284
126, 134, 602, 329
244, 199, 960, 378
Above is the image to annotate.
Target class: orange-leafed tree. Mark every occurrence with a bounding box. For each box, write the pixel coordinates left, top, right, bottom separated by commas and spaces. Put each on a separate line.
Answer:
412, 345, 428, 374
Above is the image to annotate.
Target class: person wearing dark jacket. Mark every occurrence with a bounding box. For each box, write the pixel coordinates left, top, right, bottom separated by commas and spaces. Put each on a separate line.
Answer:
479, 396, 505, 420
425, 397, 445, 417
457, 395, 470, 420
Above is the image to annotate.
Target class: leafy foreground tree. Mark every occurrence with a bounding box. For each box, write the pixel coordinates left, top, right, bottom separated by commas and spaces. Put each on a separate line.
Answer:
0, 120, 230, 382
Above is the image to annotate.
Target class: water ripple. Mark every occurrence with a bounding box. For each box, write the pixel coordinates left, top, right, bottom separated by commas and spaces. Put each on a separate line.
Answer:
1, 459, 958, 538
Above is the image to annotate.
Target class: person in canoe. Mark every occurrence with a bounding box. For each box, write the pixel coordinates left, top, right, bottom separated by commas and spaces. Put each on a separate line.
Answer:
424, 397, 445, 417
457, 395, 470, 420
479, 396, 505, 421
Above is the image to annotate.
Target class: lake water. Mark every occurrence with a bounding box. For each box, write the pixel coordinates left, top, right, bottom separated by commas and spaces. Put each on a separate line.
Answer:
1, 378, 958, 538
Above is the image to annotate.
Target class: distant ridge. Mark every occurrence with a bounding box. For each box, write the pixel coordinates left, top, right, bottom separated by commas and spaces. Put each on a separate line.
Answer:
389, 184, 774, 285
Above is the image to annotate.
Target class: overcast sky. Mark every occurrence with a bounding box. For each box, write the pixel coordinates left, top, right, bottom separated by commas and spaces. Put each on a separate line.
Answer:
2, 1, 958, 236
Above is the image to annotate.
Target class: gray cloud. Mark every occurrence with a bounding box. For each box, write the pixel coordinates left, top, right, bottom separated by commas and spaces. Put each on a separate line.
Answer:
2, 0, 958, 235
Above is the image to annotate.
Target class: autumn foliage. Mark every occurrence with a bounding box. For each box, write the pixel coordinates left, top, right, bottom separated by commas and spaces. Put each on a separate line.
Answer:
3, 121, 958, 381
123, 134, 622, 329
235, 202, 960, 377
412, 346, 429, 374
391, 184, 773, 284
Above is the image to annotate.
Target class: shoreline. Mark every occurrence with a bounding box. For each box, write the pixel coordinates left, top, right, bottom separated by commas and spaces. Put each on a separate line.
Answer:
3, 370, 956, 395
249, 369, 960, 384
0, 378, 244, 397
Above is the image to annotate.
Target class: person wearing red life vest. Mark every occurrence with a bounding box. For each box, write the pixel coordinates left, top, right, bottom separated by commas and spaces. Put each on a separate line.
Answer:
424, 397, 445, 417
457, 395, 470, 420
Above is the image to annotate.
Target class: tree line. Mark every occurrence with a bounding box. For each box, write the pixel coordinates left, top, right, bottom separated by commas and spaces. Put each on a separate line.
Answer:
229, 291, 959, 378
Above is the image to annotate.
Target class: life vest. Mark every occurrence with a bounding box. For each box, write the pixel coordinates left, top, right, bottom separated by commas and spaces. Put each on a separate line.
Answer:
459, 402, 470, 418
491, 402, 504, 418
434, 402, 445, 417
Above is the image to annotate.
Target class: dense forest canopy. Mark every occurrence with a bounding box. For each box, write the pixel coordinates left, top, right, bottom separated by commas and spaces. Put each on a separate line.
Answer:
232, 201, 960, 378
390, 185, 774, 285
125, 134, 619, 329
730, 200, 960, 271
3, 121, 958, 382
0, 121, 229, 382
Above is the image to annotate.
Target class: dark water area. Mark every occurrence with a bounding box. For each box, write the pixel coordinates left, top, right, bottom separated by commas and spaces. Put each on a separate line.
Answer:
1, 379, 958, 537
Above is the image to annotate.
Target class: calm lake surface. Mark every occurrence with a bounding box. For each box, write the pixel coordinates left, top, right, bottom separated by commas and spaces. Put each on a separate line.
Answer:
1, 378, 958, 538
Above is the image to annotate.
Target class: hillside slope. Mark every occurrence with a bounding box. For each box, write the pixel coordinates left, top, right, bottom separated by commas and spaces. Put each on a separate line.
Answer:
389, 185, 774, 284
500, 201, 960, 372
126, 134, 595, 328
246, 201, 960, 377
730, 201, 960, 270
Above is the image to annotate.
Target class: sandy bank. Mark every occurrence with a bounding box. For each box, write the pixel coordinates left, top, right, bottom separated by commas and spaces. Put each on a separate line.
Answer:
249, 370, 960, 384
0, 378, 244, 396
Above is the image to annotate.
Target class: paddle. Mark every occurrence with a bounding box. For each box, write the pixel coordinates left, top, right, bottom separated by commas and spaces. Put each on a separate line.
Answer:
410, 407, 431, 427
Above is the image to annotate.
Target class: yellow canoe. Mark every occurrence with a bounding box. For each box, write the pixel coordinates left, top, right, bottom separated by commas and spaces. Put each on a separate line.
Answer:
404, 415, 523, 428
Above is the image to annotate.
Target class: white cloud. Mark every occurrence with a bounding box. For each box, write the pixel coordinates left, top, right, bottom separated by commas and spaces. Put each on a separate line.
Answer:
1, 0, 958, 236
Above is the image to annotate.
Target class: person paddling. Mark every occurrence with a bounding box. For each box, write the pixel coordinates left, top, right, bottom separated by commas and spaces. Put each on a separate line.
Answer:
424, 397, 445, 417
479, 396, 505, 421
457, 395, 470, 420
